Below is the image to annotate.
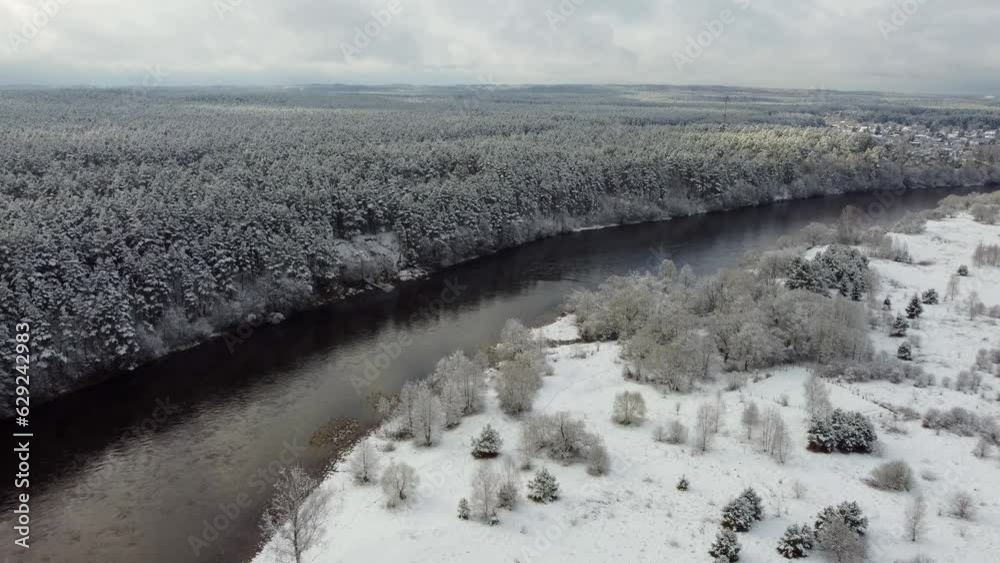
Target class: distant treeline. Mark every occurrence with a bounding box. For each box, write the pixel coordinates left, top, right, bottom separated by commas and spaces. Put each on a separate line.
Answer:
1, 85, 999, 412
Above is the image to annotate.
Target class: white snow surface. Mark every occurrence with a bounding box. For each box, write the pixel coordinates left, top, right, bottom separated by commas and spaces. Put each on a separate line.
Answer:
251, 215, 1000, 563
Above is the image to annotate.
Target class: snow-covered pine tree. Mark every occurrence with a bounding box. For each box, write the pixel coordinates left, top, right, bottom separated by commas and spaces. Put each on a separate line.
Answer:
776, 523, 815, 559
906, 295, 923, 319
471, 424, 503, 458
883, 296, 892, 310
740, 487, 765, 522
785, 258, 821, 293
709, 528, 742, 562
815, 501, 868, 537
721, 496, 755, 532
889, 314, 909, 337
457, 498, 470, 520
526, 468, 559, 503
806, 416, 837, 453
676, 475, 690, 491
897, 341, 913, 361
921, 289, 939, 305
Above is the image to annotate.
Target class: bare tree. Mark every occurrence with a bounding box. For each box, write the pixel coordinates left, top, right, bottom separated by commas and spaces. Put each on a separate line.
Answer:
904, 494, 927, 542
804, 374, 832, 418
497, 356, 542, 415
612, 390, 647, 425
348, 439, 380, 484
411, 381, 443, 447
817, 518, 867, 563
381, 462, 419, 508
694, 403, 715, 453
260, 465, 331, 563
469, 464, 500, 522
741, 401, 760, 439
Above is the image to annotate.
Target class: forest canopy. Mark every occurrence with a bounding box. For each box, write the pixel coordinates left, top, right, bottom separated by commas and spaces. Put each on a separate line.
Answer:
1, 84, 999, 409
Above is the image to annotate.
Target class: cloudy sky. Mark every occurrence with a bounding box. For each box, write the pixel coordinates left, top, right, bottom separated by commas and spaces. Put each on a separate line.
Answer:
2, 0, 998, 94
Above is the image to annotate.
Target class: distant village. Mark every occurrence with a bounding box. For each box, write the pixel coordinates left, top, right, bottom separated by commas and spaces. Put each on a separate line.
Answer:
828, 118, 999, 164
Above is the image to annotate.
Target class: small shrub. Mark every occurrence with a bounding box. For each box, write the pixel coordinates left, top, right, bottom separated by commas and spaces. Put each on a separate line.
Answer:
867, 460, 913, 491
676, 475, 690, 491
948, 491, 976, 520
612, 390, 647, 426
921, 289, 939, 305
897, 341, 913, 361
587, 443, 611, 476
457, 498, 470, 520
958, 265, 969, 277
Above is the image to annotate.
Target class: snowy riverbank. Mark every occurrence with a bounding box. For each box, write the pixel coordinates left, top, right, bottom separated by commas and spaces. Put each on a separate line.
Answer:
250, 214, 1000, 563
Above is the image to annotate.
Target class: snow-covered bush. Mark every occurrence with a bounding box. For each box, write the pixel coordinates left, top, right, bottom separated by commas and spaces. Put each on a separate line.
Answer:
709, 529, 742, 562
776, 523, 815, 559
522, 412, 599, 463
741, 401, 761, 439
457, 498, 470, 520
958, 265, 969, 276
948, 491, 976, 520
676, 475, 690, 491
922, 407, 989, 437
381, 462, 419, 508
471, 424, 503, 458
526, 468, 559, 503
612, 390, 647, 425
586, 442, 611, 476
807, 409, 877, 454
348, 439, 380, 485
867, 460, 914, 491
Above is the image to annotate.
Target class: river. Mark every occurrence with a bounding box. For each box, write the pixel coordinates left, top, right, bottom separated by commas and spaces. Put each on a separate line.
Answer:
0, 186, 981, 563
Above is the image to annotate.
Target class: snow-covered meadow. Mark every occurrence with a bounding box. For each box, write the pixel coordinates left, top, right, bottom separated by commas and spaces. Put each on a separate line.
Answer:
251, 213, 1000, 563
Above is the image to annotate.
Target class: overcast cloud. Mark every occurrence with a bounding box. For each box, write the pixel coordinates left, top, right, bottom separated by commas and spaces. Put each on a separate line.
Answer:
1, 0, 998, 94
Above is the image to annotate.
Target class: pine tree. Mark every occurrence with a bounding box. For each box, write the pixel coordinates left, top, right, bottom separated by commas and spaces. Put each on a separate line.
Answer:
470, 424, 503, 458
897, 341, 913, 361
740, 488, 765, 522
457, 498, 470, 520
786, 258, 821, 293
709, 529, 742, 562
676, 475, 690, 491
776, 523, 815, 559
526, 468, 559, 503
905, 295, 923, 319
958, 265, 969, 276
889, 314, 909, 337
921, 289, 939, 305
815, 501, 868, 537
721, 496, 755, 532
882, 296, 892, 311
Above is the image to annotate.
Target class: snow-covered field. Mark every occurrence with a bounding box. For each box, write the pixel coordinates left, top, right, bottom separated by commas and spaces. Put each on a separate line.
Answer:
251, 215, 1000, 563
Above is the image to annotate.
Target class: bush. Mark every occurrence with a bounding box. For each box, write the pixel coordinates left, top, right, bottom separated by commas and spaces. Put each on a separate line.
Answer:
527, 468, 559, 503
709, 529, 742, 562
958, 265, 969, 276
522, 412, 599, 463
948, 491, 976, 520
777, 523, 815, 559
471, 424, 503, 458
676, 475, 690, 491
807, 409, 877, 454
867, 460, 913, 491
816, 518, 867, 563
587, 442, 611, 476
381, 462, 419, 508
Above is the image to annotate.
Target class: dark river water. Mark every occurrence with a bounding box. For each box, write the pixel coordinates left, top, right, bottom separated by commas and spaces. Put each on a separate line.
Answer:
0, 186, 982, 563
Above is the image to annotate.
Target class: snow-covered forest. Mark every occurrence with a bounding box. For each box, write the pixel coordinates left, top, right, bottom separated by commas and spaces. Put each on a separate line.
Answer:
2, 85, 999, 410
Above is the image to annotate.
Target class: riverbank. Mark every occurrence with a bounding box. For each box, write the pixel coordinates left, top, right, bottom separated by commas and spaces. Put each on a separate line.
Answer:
12, 183, 996, 421
250, 211, 1000, 563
